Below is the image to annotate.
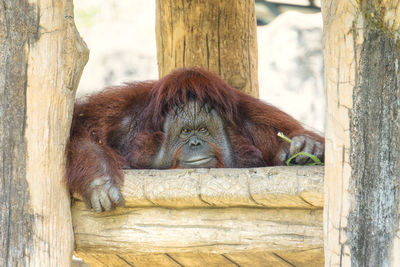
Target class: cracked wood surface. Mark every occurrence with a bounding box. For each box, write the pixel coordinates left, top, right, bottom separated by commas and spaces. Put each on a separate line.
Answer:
72, 166, 324, 266
73, 166, 324, 209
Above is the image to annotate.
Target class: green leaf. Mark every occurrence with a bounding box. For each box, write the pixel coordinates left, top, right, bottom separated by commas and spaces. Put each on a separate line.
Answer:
285, 151, 324, 166
277, 132, 292, 143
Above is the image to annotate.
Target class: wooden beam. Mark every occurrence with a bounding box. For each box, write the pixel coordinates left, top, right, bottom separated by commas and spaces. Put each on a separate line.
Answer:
73, 204, 323, 255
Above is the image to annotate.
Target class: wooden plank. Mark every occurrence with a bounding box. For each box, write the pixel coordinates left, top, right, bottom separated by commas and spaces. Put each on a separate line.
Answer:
72, 258, 90, 267
73, 253, 126, 267
167, 253, 236, 267
275, 248, 324, 267
224, 252, 295, 267
76, 251, 325, 267
122, 254, 186, 267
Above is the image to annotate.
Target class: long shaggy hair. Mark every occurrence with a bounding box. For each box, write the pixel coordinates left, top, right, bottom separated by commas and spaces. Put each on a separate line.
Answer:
142, 67, 241, 131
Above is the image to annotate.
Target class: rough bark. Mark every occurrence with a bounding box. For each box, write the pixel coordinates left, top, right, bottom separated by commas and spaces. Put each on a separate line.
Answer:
156, 0, 259, 97
322, 1, 400, 266
0, 0, 88, 266
72, 166, 324, 266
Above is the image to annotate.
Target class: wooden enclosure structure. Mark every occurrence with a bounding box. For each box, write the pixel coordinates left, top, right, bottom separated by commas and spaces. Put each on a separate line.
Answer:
72, 166, 324, 266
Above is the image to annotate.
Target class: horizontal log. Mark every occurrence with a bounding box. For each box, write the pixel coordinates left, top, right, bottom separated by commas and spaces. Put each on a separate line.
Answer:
74, 166, 324, 208
72, 203, 323, 255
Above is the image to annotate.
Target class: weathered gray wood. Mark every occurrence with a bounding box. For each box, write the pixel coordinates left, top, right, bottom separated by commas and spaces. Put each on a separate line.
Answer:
0, 0, 88, 266
0, 1, 34, 266
322, 0, 400, 266
156, 0, 259, 97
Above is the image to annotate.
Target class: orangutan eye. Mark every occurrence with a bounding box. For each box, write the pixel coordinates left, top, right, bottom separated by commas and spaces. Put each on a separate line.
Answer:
181, 128, 191, 134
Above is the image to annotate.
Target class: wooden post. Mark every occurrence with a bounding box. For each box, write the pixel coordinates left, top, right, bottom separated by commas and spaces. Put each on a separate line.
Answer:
0, 0, 88, 266
322, 1, 400, 266
156, 0, 259, 97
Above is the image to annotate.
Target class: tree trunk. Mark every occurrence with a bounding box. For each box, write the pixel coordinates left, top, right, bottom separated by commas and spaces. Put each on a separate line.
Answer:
156, 0, 259, 97
0, 1, 88, 266
322, 1, 400, 266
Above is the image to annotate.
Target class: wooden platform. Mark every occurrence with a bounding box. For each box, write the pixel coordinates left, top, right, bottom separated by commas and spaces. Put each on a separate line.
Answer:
72, 166, 324, 266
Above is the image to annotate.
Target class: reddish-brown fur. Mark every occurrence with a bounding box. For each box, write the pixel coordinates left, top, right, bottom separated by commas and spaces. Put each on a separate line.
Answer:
66, 67, 324, 197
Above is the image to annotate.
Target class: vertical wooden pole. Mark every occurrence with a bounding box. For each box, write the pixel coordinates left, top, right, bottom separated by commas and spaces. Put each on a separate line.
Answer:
322, 1, 400, 266
0, 0, 88, 266
156, 0, 259, 97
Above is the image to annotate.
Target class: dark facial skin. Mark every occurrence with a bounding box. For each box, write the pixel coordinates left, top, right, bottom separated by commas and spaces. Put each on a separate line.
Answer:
151, 101, 234, 169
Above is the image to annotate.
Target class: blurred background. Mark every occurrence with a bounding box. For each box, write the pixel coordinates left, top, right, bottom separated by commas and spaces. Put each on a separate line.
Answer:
74, 0, 324, 132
